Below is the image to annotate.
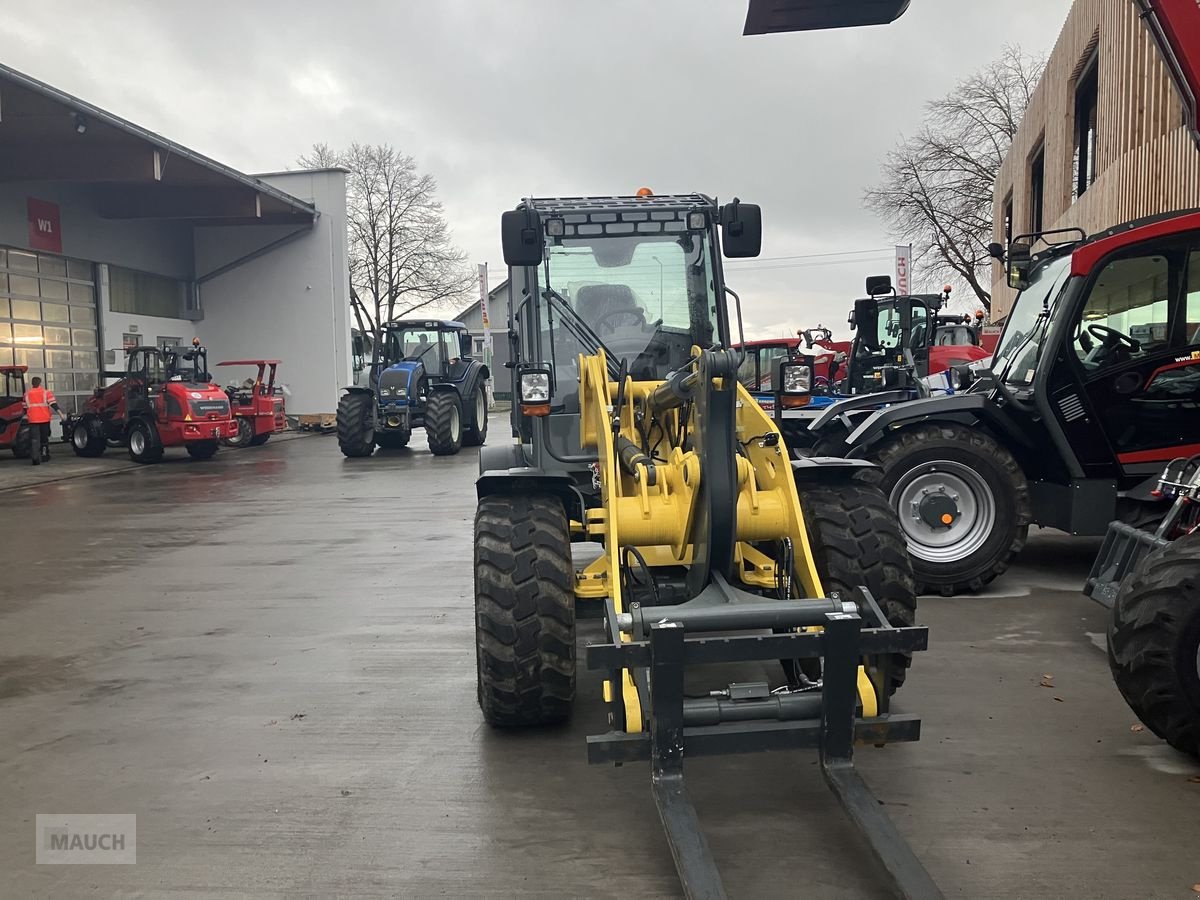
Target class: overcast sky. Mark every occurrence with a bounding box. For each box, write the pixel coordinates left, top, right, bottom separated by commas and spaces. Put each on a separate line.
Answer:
3, 0, 1070, 337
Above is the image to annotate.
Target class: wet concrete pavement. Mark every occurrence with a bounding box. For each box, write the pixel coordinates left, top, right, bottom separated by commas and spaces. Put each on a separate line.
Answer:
2, 424, 1198, 898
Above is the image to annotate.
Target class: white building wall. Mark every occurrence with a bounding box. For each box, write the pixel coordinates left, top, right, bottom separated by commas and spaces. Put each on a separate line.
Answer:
193, 169, 350, 415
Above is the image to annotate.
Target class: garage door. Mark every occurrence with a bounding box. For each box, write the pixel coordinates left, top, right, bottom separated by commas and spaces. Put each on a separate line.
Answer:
0, 246, 99, 415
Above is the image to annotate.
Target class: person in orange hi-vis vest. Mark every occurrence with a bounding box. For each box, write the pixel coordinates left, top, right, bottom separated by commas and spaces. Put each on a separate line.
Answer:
22, 376, 66, 466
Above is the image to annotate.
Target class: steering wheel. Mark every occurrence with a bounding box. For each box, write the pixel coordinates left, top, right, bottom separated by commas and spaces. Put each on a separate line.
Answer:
593, 307, 648, 334
1087, 324, 1140, 353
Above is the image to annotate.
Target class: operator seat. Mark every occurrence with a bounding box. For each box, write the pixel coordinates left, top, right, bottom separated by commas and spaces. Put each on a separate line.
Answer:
576, 284, 639, 331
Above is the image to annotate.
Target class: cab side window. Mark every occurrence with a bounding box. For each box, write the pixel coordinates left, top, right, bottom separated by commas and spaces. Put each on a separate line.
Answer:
1073, 253, 1171, 370
1186, 249, 1200, 345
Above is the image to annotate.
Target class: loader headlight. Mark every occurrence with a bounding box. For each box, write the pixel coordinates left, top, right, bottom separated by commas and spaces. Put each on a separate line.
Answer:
380, 386, 393, 397
781, 364, 811, 395
520, 370, 551, 403
780, 363, 811, 409
395, 388, 408, 399
519, 367, 552, 417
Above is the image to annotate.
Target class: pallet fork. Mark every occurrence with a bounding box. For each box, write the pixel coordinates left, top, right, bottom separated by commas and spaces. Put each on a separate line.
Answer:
587, 585, 938, 900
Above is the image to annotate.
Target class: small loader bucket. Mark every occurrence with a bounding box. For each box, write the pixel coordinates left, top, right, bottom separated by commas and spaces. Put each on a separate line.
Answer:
1084, 520, 1168, 609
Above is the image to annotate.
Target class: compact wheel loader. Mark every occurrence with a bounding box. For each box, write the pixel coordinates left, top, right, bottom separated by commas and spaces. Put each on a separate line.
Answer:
474, 193, 938, 898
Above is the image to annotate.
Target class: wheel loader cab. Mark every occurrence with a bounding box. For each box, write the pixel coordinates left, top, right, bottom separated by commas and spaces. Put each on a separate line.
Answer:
498, 194, 747, 477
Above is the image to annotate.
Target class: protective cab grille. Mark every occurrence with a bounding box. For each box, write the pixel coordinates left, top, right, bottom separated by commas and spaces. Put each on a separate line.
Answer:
1057, 393, 1086, 422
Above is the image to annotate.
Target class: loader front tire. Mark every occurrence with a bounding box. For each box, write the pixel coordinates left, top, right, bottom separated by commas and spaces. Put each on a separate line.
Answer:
336, 391, 375, 458
1108, 533, 1200, 759
475, 493, 575, 727
796, 481, 918, 696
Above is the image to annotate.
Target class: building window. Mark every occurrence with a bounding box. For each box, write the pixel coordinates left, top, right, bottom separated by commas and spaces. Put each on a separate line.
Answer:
1029, 145, 1045, 233
1074, 54, 1099, 199
109, 265, 186, 319
1003, 192, 1014, 244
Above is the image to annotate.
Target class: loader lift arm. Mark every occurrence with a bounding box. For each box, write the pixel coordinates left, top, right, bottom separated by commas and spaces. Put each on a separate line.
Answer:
580, 349, 939, 899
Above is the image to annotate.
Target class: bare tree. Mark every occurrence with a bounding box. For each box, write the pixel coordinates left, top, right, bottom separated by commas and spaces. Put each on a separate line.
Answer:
864, 46, 1044, 311
299, 143, 474, 335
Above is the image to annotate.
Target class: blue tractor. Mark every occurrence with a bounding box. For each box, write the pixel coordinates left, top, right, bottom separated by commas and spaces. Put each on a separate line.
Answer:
337, 319, 490, 457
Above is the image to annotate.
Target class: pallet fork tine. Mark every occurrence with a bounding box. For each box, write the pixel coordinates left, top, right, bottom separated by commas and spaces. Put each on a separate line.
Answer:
627, 614, 941, 900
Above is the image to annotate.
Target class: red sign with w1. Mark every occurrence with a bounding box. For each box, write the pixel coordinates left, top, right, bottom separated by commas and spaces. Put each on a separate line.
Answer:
27, 197, 63, 253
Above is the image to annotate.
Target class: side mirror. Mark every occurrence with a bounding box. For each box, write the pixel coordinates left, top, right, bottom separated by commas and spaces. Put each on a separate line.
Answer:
501, 208, 544, 267
865, 274, 892, 297
719, 199, 762, 258
853, 297, 880, 349
1006, 240, 1032, 290
352, 334, 365, 371
987, 242, 1005, 261
460, 333, 473, 357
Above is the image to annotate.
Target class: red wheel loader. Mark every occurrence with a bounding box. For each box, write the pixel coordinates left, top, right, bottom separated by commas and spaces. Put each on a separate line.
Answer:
68, 339, 237, 464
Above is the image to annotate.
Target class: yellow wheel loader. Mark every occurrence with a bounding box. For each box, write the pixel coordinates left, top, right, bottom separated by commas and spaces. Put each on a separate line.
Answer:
474, 193, 938, 899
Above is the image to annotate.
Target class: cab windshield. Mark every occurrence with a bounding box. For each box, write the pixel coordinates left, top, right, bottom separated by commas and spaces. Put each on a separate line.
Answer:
381, 327, 458, 374
994, 254, 1072, 387
538, 231, 720, 384
168, 352, 207, 383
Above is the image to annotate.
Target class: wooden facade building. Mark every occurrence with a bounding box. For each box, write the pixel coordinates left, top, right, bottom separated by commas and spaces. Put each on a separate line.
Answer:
991, 0, 1200, 318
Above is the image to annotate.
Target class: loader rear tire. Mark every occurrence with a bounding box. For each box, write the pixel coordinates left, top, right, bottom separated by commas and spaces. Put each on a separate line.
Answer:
426, 391, 463, 456
337, 391, 375, 458
1107, 533, 1200, 759
475, 494, 575, 727
796, 482, 918, 696
867, 423, 1029, 596
127, 419, 164, 464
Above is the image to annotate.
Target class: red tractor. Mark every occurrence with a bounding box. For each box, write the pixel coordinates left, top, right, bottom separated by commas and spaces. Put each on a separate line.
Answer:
0, 364, 33, 459
217, 359, 286, 448
68, 340, 237, 464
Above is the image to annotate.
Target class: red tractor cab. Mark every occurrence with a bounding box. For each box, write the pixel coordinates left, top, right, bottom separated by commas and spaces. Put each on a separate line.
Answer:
0, 364, 32, 459
217, 360, 286, 447
69, 339, 237, 464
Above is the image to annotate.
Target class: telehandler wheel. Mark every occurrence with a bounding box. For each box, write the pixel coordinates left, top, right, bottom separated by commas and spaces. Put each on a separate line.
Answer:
868, 423, 1029, 596
12, 423, 32, 459
796, 482, 918, 696
70, 417, 106, 458
336, 391, 376, 458
1108, 533, 1200, 759
375, 428, 411, 450
426, 391, 463, 456
475, 493, 575, 726
462, 386, 489, 447
223, 417, 254, 448
186, 440, 219, 460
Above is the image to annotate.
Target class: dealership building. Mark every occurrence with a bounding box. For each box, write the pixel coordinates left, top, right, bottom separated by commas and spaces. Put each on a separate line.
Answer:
0, 63, 351, 415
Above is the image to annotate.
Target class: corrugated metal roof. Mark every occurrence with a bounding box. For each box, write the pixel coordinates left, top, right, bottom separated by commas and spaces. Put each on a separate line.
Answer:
0, 62, 315, 218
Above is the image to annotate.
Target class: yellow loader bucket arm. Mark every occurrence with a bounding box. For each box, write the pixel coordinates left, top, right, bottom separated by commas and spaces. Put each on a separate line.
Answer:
579, 347, 938, 900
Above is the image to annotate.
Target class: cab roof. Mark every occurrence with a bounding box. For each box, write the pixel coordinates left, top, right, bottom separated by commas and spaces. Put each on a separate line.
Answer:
386, 319, 467, 330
